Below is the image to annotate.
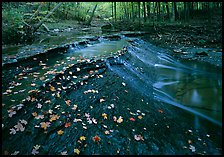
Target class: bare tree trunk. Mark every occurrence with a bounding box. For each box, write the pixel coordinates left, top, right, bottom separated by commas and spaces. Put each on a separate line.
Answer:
146, 2, 150, 19
114, 2, 117, 22
33, 2, 63, 33
138, 2, 141, 25
143, 2, 146, 22
112, 2, 113, 19
171, 2, 175, 22
86, 4, 98, 25
165, 2, 170, 20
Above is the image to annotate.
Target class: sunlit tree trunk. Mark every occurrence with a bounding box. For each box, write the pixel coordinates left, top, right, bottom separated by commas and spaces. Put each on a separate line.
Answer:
143, 2, 146, 22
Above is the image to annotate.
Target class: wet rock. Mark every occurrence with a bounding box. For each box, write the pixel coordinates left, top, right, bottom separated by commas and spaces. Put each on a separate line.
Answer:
195, 51, 208, 56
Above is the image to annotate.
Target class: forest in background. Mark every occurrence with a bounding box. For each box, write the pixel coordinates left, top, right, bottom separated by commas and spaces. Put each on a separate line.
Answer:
2, 2, 222, 45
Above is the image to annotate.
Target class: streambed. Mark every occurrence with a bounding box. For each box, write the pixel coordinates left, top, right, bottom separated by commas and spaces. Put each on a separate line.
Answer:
2, 34, 222, 155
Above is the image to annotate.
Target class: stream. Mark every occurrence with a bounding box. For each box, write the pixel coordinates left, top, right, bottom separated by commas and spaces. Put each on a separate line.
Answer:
2, 33, 222, 155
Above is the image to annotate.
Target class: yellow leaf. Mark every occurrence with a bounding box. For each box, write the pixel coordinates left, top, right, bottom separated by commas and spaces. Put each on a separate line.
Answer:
50, 114, 60, 122
102, 113, 107, 119
50, 85, 56, 91
57, 130, 64, 135
40, 122, 50, 130
117, 116, 123, 123
74, 148, 80, 155
80, 136, 86, 141
32, 112, 37, 117
138, 115, 143, 119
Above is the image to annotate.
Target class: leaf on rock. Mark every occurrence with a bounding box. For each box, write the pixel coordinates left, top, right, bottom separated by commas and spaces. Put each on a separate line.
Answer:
80, 136, 86, 141
74, 148, 80, 155
102, 113, 107, 119
158, 109, 164, 113
9, 128, 17, 134
138, 116, 143, 119
40, 122, 51, 130
134, 134, 144, 141
14, 122, 25, 132
72, 105, 78, 110
36, 103, 42, 109
50, 114, 60, 122
100, 98, 105, 103
65, 122, 71, 128
65, 100, 71, 106
49, 85, 56, 91
92, 135, 101, 142
117, 116, 123, 123
57, 130, 64, 135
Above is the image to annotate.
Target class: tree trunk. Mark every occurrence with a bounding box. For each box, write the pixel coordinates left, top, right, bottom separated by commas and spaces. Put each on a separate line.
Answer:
165, 2, 170, 20
146, 2, 150, 19
112, 2, 113, 19
138, 2, 141, 25
33, 2, 63, 33
131, 2, 134, 21
171, 2, 175, 22
143, 2, 146, 22
86, 4, 98, 26
114, 2, 117, 22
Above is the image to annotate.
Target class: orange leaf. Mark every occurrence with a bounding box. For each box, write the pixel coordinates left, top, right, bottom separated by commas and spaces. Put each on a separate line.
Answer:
65, 122, 71, 128
158, 109, 164, 113
129, 117, 135, 121
92, 135, 101, 142
50, 85, 56, 91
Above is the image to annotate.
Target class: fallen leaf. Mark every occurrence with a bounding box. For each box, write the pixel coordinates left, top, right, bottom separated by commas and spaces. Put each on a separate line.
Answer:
8, 110, 16, 117
76, 68, 81, 72
80, 136, 86, 141
36, 103, 42, 109
105, 130, 110, 135
11, 151, 19, 155
31, 149, 39, 155
92, 135, 101, 142
9, 128, 17, 134
14, 122, 25, 132
158, 109, 164, 113
122, 82, 126, 86
49, 85, 56, 91
72, 105, 78, 110
102, 113, 107, 119
40, 122, 51, 130
134, 134, 144, 141
129, 117, 135, 121
65, 122, 71, 128
74, 148, 80, 155
138, 116, 143, 119
61, 151, 68, 155
65, 100, 71, 106
57, 130, 64, 135
32, 112, 37, 117
20, 119, 27, 125
117, 116, 123, 123
100, 98, 105, 103
50, 114, 60, 122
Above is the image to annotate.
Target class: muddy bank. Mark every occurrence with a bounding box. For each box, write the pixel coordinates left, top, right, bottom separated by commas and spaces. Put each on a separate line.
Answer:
2, 37, 222, 155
